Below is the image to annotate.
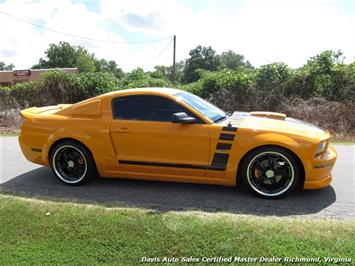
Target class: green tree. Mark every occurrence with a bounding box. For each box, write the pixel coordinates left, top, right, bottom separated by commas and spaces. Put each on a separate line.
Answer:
255, 62, 291, 93
220, 50, 253, 70
301, 50, 346, 100
94, 59, 124, 79
193, 67, 256, 99
0, 61, 15, 70
154, 60, 184, 84
76, 46, 96, 73
119, 68, 172, 89
32, 41, 78, 69
32, 42, 124, 76
182, 45, 221, 84
78, 72, 120, 98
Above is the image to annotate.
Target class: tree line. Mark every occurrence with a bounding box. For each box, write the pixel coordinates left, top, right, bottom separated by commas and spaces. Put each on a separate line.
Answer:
1, 41, 354, 106
1, 41, 253, 84
0, 42, 354, 139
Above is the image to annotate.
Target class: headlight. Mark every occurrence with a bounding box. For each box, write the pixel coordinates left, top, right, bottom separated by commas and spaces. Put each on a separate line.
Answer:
315, 140, 327, 156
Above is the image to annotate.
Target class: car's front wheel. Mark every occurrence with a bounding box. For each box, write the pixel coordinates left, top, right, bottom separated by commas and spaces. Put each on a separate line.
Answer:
241, 147, 299, 198
50, 141, 96, 185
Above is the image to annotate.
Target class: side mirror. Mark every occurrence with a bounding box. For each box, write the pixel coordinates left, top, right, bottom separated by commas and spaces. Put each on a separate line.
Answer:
172, 112, 196, 124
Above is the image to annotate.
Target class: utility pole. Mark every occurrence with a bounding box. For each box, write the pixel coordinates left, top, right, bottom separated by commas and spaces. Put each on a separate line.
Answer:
172, 35, 176, 83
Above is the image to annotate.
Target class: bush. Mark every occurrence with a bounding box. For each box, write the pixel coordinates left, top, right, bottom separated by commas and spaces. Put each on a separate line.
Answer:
206, 88, 355, 140
40, 69, 81, 104
1, 70, 123, 109
119, 68, 173, 89
255, 62, 291, 94
8, 81, 42, 108
77, 72, 121, 98
180, 81, 203, 96
282, 99, 355, 139
184, 68, 256, 101
0, 86, 11, 109
1, 54, 354, 139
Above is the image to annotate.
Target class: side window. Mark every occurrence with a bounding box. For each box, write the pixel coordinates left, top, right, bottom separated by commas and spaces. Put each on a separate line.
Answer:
112, 95, 204, 123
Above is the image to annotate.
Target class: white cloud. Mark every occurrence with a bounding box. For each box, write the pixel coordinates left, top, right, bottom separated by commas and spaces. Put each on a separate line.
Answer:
0, 0, 129, 69
99, 0, 172, 32
0, 0, 354, 72
174, 0, 355, 68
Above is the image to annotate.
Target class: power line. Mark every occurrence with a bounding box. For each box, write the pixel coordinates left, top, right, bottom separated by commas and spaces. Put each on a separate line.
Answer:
144, 38, 174, 68
0, 10, 171, 44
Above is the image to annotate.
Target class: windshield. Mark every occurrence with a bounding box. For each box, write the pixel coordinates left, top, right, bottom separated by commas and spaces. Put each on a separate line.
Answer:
174, 91, 226, 122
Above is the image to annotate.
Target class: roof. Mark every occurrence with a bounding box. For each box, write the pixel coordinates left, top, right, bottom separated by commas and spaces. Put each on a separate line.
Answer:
104, 87, 183, 97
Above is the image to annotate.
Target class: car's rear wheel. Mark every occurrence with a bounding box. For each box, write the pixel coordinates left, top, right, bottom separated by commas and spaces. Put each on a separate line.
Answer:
50, 141, 96, 185
241, 147, 299, 198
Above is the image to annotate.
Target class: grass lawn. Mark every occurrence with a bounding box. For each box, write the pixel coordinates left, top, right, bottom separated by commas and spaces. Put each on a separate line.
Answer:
0, 194, 354, 265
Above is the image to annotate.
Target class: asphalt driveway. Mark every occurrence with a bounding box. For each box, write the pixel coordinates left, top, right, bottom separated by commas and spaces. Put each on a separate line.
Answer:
1, 137, 354, 220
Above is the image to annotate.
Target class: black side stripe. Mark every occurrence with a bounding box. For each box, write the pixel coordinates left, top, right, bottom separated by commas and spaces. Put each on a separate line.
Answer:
211, 126, 238, 170
119, 160, 207, 170
119, 159, 229, 172
209, 153, 229, 171
219, 133, 235, 141
222, 126, 238, 132
216, 143, 232, 150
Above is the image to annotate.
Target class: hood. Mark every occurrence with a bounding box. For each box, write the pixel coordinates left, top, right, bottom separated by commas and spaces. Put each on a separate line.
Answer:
227, 111, 328, 140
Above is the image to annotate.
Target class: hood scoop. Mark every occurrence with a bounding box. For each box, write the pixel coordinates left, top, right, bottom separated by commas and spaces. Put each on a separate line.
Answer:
250, 111, 287, 120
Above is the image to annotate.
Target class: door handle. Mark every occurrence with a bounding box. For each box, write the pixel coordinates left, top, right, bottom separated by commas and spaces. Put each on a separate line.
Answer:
114, 128, 131, 133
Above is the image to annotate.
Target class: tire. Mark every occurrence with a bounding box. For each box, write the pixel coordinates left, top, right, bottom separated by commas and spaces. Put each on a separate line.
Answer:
50, 141, 96, 185
241, 147, 299, 198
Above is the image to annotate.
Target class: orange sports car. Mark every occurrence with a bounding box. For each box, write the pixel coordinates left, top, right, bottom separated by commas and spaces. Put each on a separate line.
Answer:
19, 88, 337, 197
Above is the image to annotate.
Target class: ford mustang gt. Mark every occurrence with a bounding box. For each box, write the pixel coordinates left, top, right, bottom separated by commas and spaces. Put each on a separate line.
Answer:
19, 88, 337, 197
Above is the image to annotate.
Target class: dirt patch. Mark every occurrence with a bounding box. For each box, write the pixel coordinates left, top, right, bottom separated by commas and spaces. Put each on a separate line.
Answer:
1, 103, 354, 142
0, 108, 22, 134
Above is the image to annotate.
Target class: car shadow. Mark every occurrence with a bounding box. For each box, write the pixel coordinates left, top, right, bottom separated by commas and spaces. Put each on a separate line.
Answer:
0, 167, 336, 217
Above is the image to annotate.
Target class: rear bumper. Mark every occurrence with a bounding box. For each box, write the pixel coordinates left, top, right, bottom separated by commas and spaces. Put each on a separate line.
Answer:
18, 134, 47, 166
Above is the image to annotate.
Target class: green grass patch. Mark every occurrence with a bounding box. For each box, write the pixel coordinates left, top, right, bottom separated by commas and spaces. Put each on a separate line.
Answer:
0, 133, 20, 137
0, 194, 354, 265
331, 141, 355, 145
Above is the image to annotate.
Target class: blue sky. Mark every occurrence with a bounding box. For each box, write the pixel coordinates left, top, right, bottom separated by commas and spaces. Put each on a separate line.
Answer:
0, 0, 354, 72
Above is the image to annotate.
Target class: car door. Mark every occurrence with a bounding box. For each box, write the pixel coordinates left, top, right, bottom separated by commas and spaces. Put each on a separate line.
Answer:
109, 95, 210, 177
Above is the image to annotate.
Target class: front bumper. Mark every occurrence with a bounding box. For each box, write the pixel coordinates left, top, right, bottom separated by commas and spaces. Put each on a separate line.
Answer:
303, 145, 337, 189
304, 173, 332, 189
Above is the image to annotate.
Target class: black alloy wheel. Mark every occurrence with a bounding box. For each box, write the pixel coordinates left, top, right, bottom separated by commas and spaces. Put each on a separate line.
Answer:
50, 141, 96, 185
241, 147, 300, 197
